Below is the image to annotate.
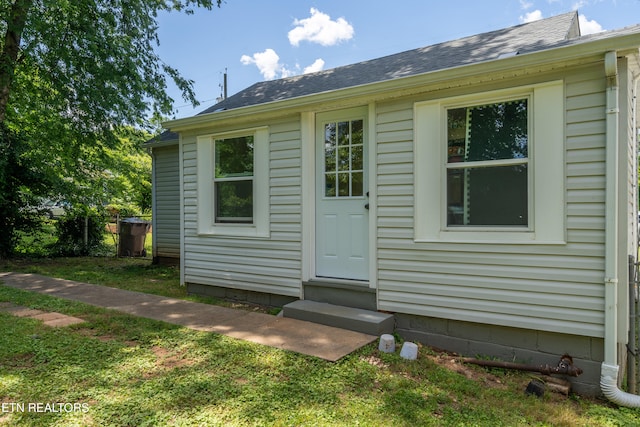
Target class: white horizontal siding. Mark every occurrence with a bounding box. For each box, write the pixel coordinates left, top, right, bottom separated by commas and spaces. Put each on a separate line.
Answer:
181, 118, 302, 297
153, 145, 180, 258
375, 69, 608, 337
622, 58, 638, 260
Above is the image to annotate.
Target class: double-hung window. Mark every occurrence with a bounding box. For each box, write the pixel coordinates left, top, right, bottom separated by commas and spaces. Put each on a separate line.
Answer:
446, 99, 529, 227
214, 135, 254, 224
197, 127, 269, 238
414, 82, 564, 243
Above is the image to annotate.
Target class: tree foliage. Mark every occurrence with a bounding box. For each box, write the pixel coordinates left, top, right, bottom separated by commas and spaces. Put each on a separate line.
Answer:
0, 123, 43, 257
1, 0, 222, 128
0, 0, 222, 257
102, 127, 153, 214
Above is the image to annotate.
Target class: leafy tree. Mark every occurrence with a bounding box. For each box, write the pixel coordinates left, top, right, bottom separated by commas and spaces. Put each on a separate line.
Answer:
102, 127, 153, 215
0, 124, 43, 255
0, 0, 222, 258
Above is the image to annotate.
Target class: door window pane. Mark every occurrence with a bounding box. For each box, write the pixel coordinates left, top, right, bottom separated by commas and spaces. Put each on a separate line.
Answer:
352, 145, 363, 170
351, 120, 363, 145
352, 172, 363, 197
338, 172, 350, 197
324, 119, 365, 198
337, 121, 350, 146
337, 146, 350, 171
325, 173, 336, 197
325, 146, 336, 172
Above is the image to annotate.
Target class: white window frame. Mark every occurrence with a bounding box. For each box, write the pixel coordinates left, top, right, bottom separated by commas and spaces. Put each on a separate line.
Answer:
445, 97, 531, 229
196, 127, 270, 238
414, 81, 565, 244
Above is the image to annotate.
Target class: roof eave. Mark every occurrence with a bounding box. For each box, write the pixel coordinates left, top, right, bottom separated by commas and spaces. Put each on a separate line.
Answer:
164, 31, 640, 132
143, 138, 179, 148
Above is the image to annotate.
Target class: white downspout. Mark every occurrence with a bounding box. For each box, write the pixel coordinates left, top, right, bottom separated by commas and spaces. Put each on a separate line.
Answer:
600, 50, 640, 407
149, 148, 158, 262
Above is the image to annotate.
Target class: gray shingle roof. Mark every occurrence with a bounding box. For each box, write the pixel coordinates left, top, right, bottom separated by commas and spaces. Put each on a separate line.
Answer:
153, 10, 640, 144
198, 11, 580, 115
146, 130, 179, 144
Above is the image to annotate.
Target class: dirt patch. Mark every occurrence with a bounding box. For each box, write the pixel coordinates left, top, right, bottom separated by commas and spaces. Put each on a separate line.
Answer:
429, 350, 509, 388
234, 376, 249, 385
74, 327, 139, 347
151, 346, 194, 370
365, 344, 515, 393
361, 355, 390, 369
5, 352, 35, 368
226, 301, 274, 314
75, 328, 116, 342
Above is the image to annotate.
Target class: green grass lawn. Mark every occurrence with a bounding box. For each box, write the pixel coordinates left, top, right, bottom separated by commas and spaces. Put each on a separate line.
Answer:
1, 255, 640, 425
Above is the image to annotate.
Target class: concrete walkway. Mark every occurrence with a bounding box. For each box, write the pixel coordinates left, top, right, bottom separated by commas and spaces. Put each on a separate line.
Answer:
0, 272, 377, 361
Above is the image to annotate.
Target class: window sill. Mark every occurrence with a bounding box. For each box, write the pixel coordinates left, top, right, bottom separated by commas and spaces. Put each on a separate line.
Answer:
198, 224, 269, 239
415, 231, 566, 245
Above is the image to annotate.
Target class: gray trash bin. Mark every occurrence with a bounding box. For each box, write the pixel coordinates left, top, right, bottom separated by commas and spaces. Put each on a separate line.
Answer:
118, 218, 150, 257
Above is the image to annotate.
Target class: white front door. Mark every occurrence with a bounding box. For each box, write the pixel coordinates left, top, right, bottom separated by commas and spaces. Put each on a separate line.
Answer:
315, 108, 369, 281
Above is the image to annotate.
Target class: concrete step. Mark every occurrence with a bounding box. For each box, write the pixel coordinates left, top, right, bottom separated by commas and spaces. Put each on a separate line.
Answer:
282, 300, 394, 336
303, 280, 376, 311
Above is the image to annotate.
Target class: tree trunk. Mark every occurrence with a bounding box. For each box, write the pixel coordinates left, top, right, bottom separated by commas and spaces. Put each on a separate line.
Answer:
0, 0, 33, 123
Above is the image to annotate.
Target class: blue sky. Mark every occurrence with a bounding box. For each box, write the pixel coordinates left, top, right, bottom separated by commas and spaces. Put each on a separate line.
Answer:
156, 0, 640, 119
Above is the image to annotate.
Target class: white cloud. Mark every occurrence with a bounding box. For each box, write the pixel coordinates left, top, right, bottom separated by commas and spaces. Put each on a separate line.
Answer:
579, 14, 604, 34
241, 49, 325, 80
288, 8, 354, 47
572, 1, 588, 10
240, 49, 292, 80
519, 0, 533, 10
520, 9, 543, 23
303, 58, 325, 74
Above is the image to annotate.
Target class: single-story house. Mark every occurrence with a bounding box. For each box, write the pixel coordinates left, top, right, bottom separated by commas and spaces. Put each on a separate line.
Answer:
150, 12, 640, 399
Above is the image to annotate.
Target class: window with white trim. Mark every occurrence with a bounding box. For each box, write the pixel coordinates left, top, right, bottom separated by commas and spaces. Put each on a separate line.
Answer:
446, 99, 529, 227
214, 135, 254, 224
414, 82, 565, 244
196, 127, 269, 238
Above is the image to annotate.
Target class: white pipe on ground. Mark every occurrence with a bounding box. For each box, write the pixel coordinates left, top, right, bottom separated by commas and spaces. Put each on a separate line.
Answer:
601, 363, 640, 407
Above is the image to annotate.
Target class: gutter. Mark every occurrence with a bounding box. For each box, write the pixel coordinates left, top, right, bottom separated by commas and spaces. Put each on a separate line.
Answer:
600, 50, 640, 407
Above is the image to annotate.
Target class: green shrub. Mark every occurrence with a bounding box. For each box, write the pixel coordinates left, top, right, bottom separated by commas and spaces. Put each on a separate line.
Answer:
50, 207, 108, 256
13, 221, 58, 257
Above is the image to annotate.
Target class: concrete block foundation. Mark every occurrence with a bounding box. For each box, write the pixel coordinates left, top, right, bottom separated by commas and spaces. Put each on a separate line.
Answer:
395, 313, 604, 396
